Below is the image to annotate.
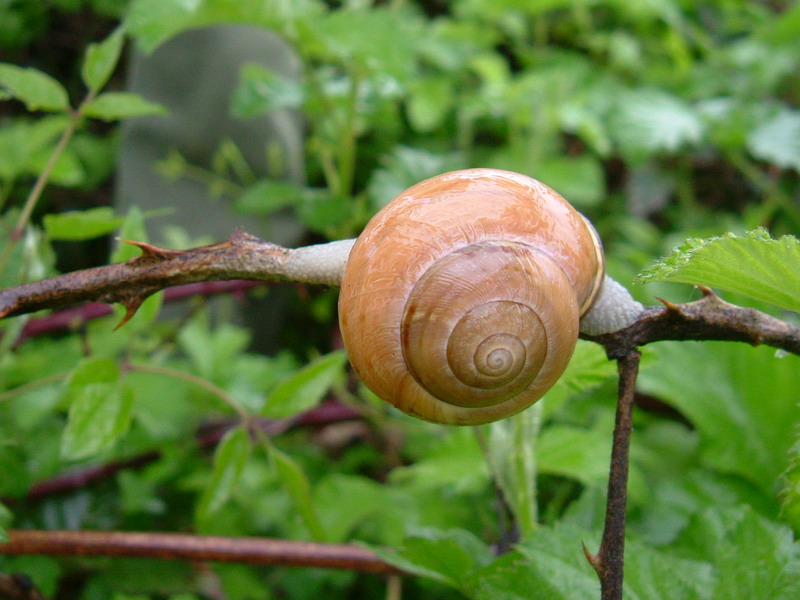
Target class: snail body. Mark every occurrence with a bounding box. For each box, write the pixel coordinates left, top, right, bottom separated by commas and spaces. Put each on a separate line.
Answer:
338, 169, 605, 425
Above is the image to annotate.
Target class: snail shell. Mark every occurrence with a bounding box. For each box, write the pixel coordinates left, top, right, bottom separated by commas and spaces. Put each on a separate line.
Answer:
338, 169, 604, 425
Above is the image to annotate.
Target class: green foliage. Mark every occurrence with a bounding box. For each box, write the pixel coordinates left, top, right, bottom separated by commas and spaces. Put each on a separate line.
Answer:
637, 229, 800, 312
60, 357, 134, 460
1, 1, 799, 599
0, 64, 69, 112
196, 425, 251, 522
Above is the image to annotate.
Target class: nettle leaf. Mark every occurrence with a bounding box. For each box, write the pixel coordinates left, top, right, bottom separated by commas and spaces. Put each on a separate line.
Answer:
262, 351, 346, 418
638, 341, 800, 492
675, 506, 800, 599
82, 92, 166, 121
196, 426, 251, 521
43, 207, 125, 241
373, 528, 493, 590
610, 89, 703, 160
636, 228, 800, 313
747, 109, 800, 171
82, 27, 126, 92
231, 63, 304, 118
494, 525, 599, 600
60, 358, 134, 461
0, 64, 69, 112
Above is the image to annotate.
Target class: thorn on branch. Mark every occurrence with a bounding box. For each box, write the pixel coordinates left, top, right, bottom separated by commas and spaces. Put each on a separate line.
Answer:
118, 238, 181, 262
655, 297, 681, 312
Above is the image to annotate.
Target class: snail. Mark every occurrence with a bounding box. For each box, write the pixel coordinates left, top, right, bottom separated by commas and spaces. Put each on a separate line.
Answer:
337, 168, 642, 425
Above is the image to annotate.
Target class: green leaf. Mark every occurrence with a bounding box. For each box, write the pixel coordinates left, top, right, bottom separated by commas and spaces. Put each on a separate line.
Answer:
407, 77, 453, 133
196, 426, 251, 521
636, 228, 800, 313
262, 351, 346, 418
83, 92, 166, 121
537, 422, 614, 486
231, 63, 304, 118
43, 207, 125, 241
0, 63, 69, 111
747, 109, 800, 172
60, 358, 134, 460
126, 0, 323, 53
269, 445, 327, 540
82, 27, 126, 92
611, 89, 703, 161
373, 529, 493, 590
535, 155, 605, 207
675, 506, 800, 599
305, 8, 423, 80
0, 502, 10, 542
638, 342, 800, 492
112, 206, 148, 263
234, 180, 306, 216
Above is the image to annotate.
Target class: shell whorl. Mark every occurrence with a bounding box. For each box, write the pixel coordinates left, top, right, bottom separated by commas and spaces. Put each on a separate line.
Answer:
338, 169, 604, 425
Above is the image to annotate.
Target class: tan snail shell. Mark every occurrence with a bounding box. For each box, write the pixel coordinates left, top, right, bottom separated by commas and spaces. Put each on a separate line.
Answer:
338, 168, 604, 425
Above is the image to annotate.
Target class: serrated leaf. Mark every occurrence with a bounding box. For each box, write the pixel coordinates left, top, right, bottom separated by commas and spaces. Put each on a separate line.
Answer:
231, 63, 304, 118
372, 529, 493, 590
636, 228, 800, 313
638, 342, 800, 492
269, 445, 326, 540
0, 64, 69, 111
676, 506, 800, 599
82, 27, 126, 92
43, 207, 125, 241
747, 109, 800, 171
262, 351, 346, 418
60, 358, 134, 460
83, 92, 166, 121
196, 426, 251, 521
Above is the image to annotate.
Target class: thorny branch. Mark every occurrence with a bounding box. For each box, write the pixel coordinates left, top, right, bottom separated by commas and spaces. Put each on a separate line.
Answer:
1, 231, 798, 600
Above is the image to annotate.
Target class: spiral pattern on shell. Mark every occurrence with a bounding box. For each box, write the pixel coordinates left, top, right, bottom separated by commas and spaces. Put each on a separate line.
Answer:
338, 169, 604, 425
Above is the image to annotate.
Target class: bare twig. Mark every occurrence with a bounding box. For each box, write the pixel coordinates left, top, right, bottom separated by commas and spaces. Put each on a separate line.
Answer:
0, 530, 401, 575
583, 352, 640, 600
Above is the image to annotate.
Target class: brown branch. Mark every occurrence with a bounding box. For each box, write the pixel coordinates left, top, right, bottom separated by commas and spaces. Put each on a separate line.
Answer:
16, 281, 266, 342
0, 231, 293, 326
582, 287, 800, 358
0, 530, 401, 575
583, 352, 640, 600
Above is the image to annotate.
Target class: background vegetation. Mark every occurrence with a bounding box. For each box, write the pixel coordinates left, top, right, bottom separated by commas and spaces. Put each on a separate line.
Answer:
1, 1, 799, 598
